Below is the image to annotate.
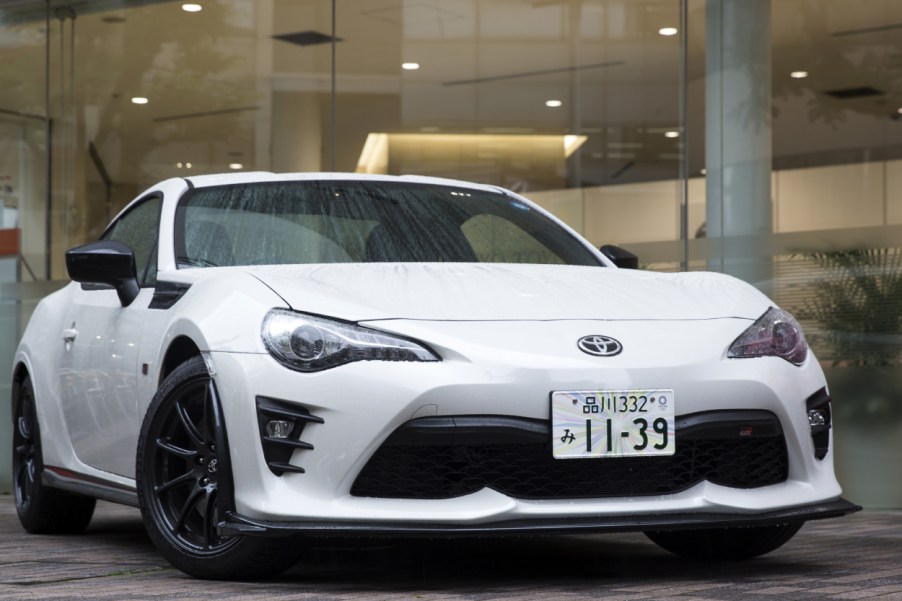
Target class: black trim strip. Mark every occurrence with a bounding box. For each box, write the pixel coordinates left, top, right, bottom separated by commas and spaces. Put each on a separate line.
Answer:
268, 461, 306, 474
149, 281, 192, 309
257, 397, 325, 424
387, 410, 783, 447
218, 498, 861, 538
263, 437, 314, 450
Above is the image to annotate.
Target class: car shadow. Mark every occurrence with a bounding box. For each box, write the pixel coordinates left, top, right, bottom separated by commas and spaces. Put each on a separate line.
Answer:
74, 504, 830, 589
279, 534, 818, 589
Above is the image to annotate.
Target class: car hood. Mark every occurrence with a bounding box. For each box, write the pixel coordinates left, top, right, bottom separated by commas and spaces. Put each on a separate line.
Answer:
245, 263, 771, 322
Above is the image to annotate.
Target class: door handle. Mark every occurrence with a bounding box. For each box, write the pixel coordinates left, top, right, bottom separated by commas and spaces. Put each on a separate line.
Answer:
62, 328, 78, 343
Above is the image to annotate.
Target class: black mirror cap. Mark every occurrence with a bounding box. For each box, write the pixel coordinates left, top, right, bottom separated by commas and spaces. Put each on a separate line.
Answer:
600, 244, 639, 269
66, 240, 140, 306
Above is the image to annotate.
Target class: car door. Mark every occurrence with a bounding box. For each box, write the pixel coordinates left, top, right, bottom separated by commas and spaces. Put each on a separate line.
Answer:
58, 195, 162, 478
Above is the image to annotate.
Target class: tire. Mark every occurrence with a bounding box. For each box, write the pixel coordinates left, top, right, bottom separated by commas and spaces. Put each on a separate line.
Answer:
644, 522, 804, 560
136, 356, 301, 580
13, 375, 96, 534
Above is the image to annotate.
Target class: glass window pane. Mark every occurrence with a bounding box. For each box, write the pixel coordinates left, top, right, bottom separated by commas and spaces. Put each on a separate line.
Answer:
103, 196, 161, 285
177, 182, 600, 266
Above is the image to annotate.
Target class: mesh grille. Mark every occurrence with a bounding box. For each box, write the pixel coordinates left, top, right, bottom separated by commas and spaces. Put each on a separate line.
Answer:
351, 436, 787, 500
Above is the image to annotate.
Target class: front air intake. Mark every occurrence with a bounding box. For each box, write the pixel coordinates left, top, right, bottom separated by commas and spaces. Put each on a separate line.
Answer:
351, 411, 788, 500
805, 388, 832, 460
255, 396, 324, 476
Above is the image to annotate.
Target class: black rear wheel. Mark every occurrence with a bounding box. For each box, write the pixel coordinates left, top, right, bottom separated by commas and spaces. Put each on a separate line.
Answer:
137, 356, 300, 580
645, 522, 804, 560
13, 374, 96, 534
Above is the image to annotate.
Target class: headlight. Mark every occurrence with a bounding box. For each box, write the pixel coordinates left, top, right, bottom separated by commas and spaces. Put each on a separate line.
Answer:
262, 309, 440, 372
727, 307, 809, 366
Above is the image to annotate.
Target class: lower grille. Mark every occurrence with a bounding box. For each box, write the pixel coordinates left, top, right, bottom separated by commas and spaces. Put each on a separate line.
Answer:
351, 412, 788, 500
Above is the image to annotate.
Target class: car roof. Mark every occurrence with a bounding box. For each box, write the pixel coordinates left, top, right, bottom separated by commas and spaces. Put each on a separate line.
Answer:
184, 172, 506, 195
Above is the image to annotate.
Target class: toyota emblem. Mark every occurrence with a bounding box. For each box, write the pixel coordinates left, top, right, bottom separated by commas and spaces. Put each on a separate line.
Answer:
577, 335, 623, 357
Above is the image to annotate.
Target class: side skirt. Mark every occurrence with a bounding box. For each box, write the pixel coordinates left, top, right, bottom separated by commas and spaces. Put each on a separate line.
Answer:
43, 465, 139, 507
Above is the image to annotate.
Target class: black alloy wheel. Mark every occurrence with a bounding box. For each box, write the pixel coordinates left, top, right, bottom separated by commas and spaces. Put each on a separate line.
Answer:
137, 356, 300, 580
13, 374, 96, 534
14, 379, 39, 511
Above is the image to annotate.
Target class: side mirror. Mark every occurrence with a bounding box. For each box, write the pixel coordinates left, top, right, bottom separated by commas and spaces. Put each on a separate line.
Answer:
600, 244, 639, 269
65, 240, 140, 307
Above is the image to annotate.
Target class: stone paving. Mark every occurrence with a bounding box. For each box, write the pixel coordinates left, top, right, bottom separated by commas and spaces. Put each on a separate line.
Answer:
0, 497, 899, 600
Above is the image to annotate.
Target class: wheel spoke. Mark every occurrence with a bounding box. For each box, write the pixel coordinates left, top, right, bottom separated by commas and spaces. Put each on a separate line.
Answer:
200, 383, 215, 442
15, 460, 28, 490
154, 470, 196, 496
175, 400, 206, 450
17, 416, 31, 441
202, 488, 218, 547
155, 438, 197, 460
173, 487, 204, 535
15, 444, 32, 457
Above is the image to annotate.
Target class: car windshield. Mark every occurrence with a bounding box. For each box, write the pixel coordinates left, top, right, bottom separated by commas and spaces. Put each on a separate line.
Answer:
174, 180, 602, 268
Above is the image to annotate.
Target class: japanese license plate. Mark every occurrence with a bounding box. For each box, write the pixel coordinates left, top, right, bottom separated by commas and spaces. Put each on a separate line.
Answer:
551, 389, 675, 459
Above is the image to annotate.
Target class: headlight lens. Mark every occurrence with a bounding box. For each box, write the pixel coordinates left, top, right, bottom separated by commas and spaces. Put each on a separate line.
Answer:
262, 309, 440, 372
727, 307, 809, 365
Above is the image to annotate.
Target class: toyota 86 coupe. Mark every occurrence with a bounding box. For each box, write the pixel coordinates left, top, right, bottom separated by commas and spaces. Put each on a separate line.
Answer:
12, 172, 858, 579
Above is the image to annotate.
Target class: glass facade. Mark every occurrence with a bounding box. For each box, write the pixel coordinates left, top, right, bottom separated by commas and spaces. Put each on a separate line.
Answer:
0, 0, 900, 507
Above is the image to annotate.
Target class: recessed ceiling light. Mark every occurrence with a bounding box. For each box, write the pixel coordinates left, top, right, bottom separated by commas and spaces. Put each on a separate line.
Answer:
700, 168, 707, 175
176, 162, 183, 168
897, 107, 902, 114
401, 62, 420, 71
545, 99, 563, 108
791, 70, 808, 79
664, 130, 680, 138
229, 163, 243, 170
658, 27, 678, 36
131, 97, 148, 105
182, 3, 202, 12
186, 162, 192, 169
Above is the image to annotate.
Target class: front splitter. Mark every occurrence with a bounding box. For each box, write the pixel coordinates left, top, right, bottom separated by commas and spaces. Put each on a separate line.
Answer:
219, 498, 860, 538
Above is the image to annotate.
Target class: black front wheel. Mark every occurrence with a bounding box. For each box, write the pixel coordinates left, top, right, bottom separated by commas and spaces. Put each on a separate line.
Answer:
13, 374, 96, 534
136, 356, 300, 580
645, 522, 804, 560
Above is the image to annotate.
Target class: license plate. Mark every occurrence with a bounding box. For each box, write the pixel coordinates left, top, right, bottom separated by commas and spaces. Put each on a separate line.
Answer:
551, 389, 675, 459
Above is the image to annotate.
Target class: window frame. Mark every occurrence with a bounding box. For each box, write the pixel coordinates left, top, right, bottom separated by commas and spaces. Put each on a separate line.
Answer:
99, 192, 164, 288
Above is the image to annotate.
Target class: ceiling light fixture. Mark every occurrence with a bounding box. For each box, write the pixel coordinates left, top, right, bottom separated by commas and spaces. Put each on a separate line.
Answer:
131, 97, 148, 105
401, 62, 420, 71
182, 3, 202, 12
791, 70, 808, 79
664, 130, 680, 138
658, 27, 678, 36
545, 99, 563, 108
229, 163, 244, 170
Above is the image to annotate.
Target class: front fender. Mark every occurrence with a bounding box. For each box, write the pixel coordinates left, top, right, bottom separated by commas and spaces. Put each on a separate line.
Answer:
137, 269, 289, 419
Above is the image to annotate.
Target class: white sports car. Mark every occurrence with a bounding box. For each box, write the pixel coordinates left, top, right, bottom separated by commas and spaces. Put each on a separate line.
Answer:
12, 173, 858, 579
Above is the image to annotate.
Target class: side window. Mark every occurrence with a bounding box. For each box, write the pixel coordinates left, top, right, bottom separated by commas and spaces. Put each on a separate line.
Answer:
103, 196, 162, 286
461, 214, 564, 265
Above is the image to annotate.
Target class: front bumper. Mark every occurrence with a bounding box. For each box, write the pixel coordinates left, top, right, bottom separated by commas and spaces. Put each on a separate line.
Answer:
209, 317, 847, 525
219, 498, 860, 537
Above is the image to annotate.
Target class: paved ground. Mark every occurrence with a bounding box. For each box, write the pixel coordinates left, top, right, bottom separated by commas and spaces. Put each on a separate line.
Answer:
0, 497, 899, 600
